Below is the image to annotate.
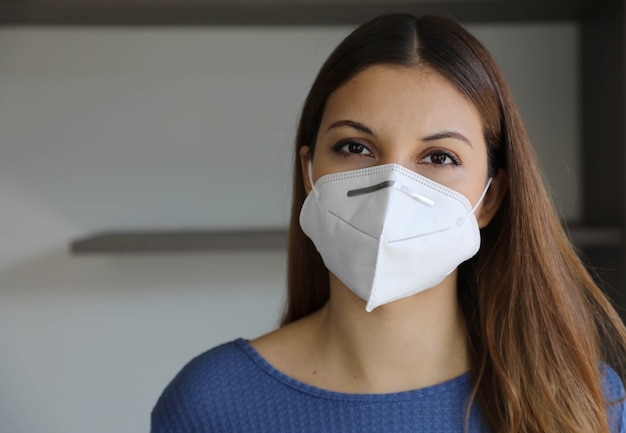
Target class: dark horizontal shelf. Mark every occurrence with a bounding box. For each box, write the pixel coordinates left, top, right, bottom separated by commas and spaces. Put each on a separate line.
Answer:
70, 225, 623, 254
71, 229, 288, 253
566, 225, 623, 248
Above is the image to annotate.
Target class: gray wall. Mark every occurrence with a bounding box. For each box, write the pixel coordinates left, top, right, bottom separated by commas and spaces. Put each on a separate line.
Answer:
0, 23, 579, 432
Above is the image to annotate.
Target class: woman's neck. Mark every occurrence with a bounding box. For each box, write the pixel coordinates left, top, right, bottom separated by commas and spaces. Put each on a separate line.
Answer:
251, 271, 470, 394
308, 272, 470, 393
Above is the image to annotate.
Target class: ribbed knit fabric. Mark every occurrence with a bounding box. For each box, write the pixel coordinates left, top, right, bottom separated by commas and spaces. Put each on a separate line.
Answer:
151, 339, 626, 433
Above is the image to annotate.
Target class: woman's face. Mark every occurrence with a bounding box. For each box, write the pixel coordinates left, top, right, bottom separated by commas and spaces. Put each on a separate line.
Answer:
301, 64, 499, 227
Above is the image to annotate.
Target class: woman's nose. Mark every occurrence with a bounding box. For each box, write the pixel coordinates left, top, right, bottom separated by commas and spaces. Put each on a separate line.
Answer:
378, 152, 416, 171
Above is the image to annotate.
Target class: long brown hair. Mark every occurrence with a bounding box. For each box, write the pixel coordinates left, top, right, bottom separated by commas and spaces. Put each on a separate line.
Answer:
282, 13, 626, 433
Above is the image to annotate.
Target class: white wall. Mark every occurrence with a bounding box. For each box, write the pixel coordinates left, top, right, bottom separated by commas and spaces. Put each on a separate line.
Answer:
0, 22, 579, 432
472, 23, 581, 220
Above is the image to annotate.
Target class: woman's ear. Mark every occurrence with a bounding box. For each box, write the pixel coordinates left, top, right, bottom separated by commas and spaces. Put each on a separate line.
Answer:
477, 169, 507, 228
300, 145, 312, 194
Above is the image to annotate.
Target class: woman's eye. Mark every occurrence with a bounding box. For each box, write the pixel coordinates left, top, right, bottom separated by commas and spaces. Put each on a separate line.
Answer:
334, 141, 374, 156
421, 151, 460, 166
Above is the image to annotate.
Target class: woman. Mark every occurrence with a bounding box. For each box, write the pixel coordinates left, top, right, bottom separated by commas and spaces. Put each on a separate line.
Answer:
152, 14, 626, 433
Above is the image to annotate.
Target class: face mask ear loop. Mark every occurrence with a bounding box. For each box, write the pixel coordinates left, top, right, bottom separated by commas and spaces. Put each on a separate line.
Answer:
470, 177, 493, 215
307, 159, 319, 198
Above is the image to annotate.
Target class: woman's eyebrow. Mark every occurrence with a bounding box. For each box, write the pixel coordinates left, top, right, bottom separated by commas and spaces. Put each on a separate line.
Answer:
326, 120, 376, 137
422, 130, 472, 147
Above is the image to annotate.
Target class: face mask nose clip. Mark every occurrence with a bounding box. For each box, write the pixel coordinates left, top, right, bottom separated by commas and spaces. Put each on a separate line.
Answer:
347, 180, 435, 207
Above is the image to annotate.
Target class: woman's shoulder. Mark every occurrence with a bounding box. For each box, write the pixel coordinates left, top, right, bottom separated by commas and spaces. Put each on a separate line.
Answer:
603, 364, 624, 391
151, 339, 257, 432
152, 318, 318, 416
178, 339, 248, 373
157, 338, 255, 396
601, 363, 626, 433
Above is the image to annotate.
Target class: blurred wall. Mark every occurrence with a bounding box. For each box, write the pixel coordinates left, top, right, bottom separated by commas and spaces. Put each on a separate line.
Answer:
0, 23, 579, 432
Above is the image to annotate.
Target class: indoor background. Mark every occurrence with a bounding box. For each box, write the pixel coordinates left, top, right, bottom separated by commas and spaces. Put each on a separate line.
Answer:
0, 1, 624, 432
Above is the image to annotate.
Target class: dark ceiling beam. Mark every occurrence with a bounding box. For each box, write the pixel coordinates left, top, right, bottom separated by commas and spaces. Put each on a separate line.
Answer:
0, 1, 599, 26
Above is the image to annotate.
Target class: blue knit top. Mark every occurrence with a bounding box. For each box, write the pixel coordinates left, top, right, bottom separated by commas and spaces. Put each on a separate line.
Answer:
151, 339, 626, 432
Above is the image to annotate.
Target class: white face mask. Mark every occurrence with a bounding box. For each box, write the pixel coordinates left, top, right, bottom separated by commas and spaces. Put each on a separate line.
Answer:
299, 163, 491, 312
